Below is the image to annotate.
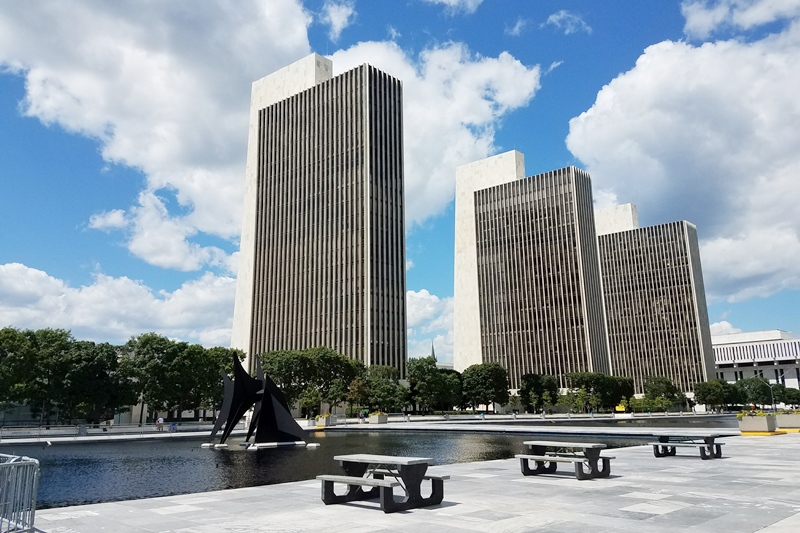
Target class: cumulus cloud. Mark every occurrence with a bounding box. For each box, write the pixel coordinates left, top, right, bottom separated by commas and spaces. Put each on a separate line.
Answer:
682, 0, 800, 39
406, 289, 454, 362
710, 320, 743, 336
567, 21, 800, 303
320, 0, 356, 42
544, 10, 592, 35
332, 41, 541, 226
423, 0, 483, 15
0, 0, 312, 272
0, 263, 235, 346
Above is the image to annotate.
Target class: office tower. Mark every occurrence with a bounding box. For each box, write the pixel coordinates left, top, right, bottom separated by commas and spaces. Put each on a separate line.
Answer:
597, 211, 713, 393
454, 151, 609, 389
232, 54, 407, 376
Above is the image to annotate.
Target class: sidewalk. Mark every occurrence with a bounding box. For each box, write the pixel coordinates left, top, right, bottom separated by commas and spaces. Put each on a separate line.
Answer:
35, 432, 800, 532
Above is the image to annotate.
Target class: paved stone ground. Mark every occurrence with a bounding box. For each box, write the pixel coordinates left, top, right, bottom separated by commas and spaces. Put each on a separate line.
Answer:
34, 432, 800, 533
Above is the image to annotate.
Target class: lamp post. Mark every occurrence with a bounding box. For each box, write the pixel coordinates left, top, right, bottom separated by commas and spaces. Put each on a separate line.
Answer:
756, 372, 784, 412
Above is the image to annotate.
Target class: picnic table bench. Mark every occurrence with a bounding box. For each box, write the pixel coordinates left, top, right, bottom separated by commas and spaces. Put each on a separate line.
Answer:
317, 454, 448, 513
516, 440, 615, 480
646, 434, 725, 460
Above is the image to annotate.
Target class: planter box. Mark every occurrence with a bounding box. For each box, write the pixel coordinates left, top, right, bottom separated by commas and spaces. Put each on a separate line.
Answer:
739, 415, 777, 432
314, 417, 336, 427
776, 414, 800, 429
368, 414, 388, 424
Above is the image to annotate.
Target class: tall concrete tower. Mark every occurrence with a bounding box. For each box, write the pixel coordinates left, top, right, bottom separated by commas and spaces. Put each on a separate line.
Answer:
232, 54, 407, 376
454, 151, 609, 389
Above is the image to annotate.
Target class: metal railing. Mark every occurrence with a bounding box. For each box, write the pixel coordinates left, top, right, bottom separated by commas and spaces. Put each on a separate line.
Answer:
0, 454, 39, 533
0, 421, 247, 442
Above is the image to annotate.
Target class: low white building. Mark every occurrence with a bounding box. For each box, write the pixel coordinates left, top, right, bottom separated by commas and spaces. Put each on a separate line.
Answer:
713, 330, 800, 389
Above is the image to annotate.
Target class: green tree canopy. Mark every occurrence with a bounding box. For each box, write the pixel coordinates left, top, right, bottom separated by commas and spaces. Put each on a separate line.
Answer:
408, 356, 444, 413
693, 380, 725, 411
519, 373, 559, 412
462, 362, 509, 410
735, 377, 773, 407
367, 365, 407, 412
643, 376, 686, 408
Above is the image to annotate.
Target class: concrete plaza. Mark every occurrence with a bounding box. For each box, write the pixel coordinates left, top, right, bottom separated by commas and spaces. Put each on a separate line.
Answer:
34, 430, 800, 533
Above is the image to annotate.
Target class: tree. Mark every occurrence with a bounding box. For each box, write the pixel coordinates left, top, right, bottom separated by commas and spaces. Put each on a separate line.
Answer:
63, 341, 140, 424
127, 333, 210, 422
25, 328, 74, 424
346, 376, 370, 414
519, 374, 559, 412
408, 356, 444, 413
437, 370, 463, 411
735, 377, 772, 407
0, 327, 34, 410
307, 347, 361, 412
782, 387, 800, 407
643, 376, 686, 409
299, 385, 323, 417
462, 362, 509, 411
198, 347, 244, 416
367, 365, 407, 412
564, 372, 632, 412
693, 380, 725, 411
260, 350, 315, 407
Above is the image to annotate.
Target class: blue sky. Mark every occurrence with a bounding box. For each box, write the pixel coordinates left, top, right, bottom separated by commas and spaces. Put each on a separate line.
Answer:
2, 0, 800, 363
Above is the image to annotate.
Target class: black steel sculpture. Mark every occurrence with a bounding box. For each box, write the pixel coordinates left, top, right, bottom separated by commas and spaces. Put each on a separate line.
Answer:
210, 355, 306, 445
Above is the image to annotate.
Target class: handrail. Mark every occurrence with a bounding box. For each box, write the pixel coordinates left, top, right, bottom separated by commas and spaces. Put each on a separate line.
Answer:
0, 453, 40, 533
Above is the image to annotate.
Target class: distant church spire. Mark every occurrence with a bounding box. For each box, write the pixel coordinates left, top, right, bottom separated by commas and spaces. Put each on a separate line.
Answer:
430, 341, 437, 362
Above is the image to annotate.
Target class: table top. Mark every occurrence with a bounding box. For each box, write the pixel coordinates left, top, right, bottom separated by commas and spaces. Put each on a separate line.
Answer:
334, 454, 433, 465
523, 440, 607, 449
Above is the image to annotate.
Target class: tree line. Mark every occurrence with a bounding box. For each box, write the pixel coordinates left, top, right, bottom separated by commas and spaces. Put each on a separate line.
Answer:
5, 326, 795, 425
694, 377, 800, 411
0, 327, 241, 425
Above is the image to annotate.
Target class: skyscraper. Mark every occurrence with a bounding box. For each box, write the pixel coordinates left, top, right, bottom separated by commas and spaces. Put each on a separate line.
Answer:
596, 209, 714, 393
454, 151, 609, 389
232, 54, 407, 376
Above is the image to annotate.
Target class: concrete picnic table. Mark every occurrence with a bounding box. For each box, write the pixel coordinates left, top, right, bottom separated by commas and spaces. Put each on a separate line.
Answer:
317, 453, 448, 513
516, 440, 614, 480
648, 433, 728, 459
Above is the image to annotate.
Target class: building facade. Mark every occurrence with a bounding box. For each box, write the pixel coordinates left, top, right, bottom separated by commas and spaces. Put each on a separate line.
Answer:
714, 330, 800, 389
232, 54, 407, 376
597, 217, 714, 393
454, 151, 609, 389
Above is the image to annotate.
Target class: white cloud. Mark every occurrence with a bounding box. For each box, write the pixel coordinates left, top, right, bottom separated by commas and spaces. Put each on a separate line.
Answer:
88, 209, 127, 231
0, 0, 312, 272
0, 263, 235, 346
332, 41, 541, 226
545, 61, 563, 74
423, 0, 483, 15
505, 18, 527, 36
387, 25, 401, 40
567, 22, 800, 303
544, 10, 592, 35
320, 0, 356, 42
710, 320, 743, 336
406, 289, 454, 362
682, 0, 800, 39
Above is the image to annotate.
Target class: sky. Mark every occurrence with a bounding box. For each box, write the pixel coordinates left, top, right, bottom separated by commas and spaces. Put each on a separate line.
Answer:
2, 0, 800, 364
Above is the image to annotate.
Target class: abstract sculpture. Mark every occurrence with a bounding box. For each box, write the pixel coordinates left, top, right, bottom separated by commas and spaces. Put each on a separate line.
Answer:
210, 355, 306, 445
